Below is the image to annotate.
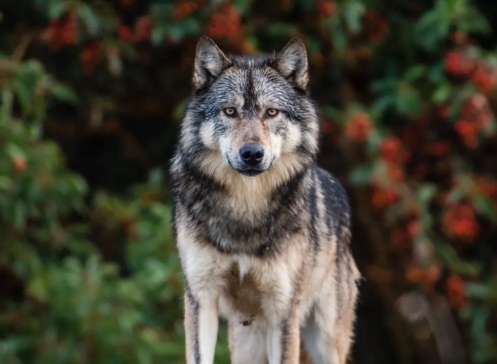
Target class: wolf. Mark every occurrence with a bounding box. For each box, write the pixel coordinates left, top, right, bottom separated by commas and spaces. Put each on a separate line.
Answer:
170, 36, 360, 364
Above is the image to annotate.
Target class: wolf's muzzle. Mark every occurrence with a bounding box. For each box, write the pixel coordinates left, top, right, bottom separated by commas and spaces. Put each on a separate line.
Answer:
239, 144, 264, 167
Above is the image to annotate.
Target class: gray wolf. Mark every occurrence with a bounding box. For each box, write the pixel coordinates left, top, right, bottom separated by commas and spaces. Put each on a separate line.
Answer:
170, 36, 360, 364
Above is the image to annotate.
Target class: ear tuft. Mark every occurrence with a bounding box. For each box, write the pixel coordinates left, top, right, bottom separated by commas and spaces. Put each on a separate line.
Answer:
273, 38, 309, 91
193, 36, 231, 91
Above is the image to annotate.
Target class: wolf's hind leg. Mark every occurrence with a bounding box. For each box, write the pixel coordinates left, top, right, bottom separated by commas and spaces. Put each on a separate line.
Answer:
228, 319, 268, 364
302, 255, 359, 364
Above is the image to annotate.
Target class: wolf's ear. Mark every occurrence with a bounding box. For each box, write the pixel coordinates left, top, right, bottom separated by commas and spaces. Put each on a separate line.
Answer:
273, 38, 309, 91
193, 36, 231, 91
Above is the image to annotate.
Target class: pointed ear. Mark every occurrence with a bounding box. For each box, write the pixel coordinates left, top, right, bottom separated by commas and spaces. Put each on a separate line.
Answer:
193, 36, 231, 91
273, 38, 309, 91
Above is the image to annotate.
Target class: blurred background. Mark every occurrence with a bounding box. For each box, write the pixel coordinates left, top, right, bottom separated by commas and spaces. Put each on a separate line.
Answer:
1, 0, 497, 363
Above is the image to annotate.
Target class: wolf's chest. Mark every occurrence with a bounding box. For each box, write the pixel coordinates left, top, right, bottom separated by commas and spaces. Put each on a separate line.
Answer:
218, 254, 284, 323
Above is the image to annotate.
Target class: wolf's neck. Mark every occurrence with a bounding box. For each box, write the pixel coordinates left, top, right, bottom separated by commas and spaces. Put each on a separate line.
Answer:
175, 148, 313, 220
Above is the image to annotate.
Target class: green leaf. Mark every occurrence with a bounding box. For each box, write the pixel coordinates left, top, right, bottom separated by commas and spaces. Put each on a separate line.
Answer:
349, 165, 373, 186
13, 78, 34, 112
264, 23, 298, 37
47, 1, 66, 19
473, 195, 497, 221
13, 203, 26, 230
432, 82, 451, 104
342, 0, 365, 34
172, 99, 186, 120
51, 84, 79, 104
366, 129, 383, 155
6, 143, 26, 159
395, 83, 422, 116
370, 95, 394, 118
416, 184, 437, 206
233, 0, 251, 12
78, 4, 100, 35
404, 65, 426, 83
329, 18, 347, 55
323, 106, 344, 124
415, 9, 447, 50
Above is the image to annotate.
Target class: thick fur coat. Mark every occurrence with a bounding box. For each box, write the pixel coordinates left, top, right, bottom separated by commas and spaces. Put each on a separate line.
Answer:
170, 36, 360, 364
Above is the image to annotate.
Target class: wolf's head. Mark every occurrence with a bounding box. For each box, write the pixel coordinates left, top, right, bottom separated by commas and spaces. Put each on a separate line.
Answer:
179, 37, 319, 186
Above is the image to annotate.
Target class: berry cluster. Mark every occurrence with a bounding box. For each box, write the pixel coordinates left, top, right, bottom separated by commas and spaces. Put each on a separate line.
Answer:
390, 217, 419, 252
134, 16, 153, 42
369, 137, 409, 210
207, 3, 243, 47
379, 137, 409, 165
475, 175, 497, 205
173, 0, 204, 22
318, 1, 338, 17
445, 45, 497, 94
455, 94, 494, 148
371, 188, 399, 210
117, 16, 152, 43
344, 112, 372, 143
406, 264, 441, 286
41, 12, 79, 51
363, 10, 389, 44
446, 275, 468, 309
444, 51, 474, 77
80, 42, 102, 75
442, 203, 480, 243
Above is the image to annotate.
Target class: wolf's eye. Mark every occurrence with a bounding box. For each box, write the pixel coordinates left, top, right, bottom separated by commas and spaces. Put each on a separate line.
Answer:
224, 108, 237, 117
266, 109, 279, 117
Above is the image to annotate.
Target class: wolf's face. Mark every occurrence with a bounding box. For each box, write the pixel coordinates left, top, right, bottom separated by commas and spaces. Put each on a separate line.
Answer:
181, 37, 319, 182
199, 64, 309, 177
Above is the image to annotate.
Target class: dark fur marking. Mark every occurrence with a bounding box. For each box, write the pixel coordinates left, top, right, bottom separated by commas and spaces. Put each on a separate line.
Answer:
280, 318, 290, 364
316, 168, 350, 238
256, 243, 271, 257
274, 124, 287, 136
243, 67, 260, 115
308, 168, 319, 252
185, 286, 201, 364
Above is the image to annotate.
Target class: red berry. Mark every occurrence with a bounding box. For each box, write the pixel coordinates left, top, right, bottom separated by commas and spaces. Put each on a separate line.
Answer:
344, 112, 372, 143
12, 157, 27, 172
318, 1, 337, 16
442, 203, 480, 242
446, 275, 468, 309
135, 16, 152, 42
379, 138, 408, 164
444, 51, 474, 76
118, 26, 132, 41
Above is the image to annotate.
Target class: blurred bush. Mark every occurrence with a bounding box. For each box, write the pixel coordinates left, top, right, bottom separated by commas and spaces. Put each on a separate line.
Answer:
0, 0, 497, 363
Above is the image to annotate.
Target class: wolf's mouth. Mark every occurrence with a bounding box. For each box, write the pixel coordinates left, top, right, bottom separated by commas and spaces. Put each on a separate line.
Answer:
226, 157, 265, 177
237, 168, 264, 177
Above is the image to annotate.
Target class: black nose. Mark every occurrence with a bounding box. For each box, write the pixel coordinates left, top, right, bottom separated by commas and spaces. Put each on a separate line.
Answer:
239, 144, 264, 167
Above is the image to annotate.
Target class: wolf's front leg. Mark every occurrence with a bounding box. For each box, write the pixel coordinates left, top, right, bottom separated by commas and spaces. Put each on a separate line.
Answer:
176, 224, 231, 364
184, 288, 219, 364
266, 303, 301, 364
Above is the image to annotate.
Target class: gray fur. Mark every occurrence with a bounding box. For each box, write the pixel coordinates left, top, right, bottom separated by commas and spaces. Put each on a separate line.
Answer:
170, 37, 360, 364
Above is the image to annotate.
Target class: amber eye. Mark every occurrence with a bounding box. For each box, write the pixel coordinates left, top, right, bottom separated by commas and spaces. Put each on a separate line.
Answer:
266, 109, 279, 117
224, 108, 237, 117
